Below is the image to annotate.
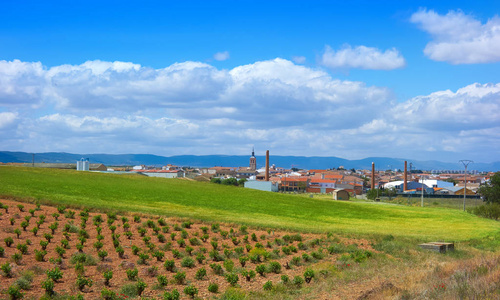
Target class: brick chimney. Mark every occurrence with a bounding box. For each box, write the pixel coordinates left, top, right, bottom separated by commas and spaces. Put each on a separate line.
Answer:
265, 150, 269, 181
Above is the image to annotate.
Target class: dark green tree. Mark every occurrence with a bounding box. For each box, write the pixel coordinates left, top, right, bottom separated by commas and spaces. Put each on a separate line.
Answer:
222, 178, 238, 186
479, 172, 500, 204
210, 178, 221, 184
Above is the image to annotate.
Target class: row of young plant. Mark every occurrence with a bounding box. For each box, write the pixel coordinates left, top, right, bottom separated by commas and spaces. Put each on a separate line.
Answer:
0, 201, 374, 299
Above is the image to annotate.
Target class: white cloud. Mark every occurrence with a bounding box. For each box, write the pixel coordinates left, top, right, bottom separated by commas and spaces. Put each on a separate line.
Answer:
213, 51, 230, 61
392, 83, 500, 130
0, 112, 18, 129
0, 58, 498, 162
320, 45, 406, 70
410, 9, 500, 64
0, 60, 45, 107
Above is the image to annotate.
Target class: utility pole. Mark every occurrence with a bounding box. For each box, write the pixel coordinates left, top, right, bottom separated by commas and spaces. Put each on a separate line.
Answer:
421, 174, 424, 207
459, 160, 473, 211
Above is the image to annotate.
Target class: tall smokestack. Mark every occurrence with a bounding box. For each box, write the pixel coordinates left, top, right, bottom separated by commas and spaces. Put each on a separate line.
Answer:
265, 150, 270, 181
371, 162, 375, 190
404, 161, 408, 191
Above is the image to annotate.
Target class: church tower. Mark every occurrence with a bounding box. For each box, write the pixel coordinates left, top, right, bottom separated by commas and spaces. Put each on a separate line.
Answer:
249, 148, 256, 171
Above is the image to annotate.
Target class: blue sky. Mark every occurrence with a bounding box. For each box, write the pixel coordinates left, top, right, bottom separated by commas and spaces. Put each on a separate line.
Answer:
0, 0, 499, 163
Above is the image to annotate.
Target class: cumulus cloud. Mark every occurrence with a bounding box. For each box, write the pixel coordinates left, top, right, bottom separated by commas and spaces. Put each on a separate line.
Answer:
392, 83, 500, 130
0, 58, 498, 162
213, 51, 230, 61
320, 45, 406, 70
0, 111, 18, 129
410, 9, 500, 64
0, 60, 45, 107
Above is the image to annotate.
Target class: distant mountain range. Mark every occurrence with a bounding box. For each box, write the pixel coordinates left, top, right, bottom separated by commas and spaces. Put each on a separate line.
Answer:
1, 151, 499, 171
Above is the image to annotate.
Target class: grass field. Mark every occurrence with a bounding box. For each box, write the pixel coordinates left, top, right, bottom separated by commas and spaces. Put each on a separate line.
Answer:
0, 166, 498, 241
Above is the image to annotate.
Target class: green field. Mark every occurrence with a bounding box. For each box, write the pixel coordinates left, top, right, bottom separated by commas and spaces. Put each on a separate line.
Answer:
0, 166, 498, 241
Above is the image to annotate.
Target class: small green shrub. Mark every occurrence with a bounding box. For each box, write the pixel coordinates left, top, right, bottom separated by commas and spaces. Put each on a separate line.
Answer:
157, 274, 168, 286
239, 256, 248, 267
136, 280, 147, 296
1, 262, 13, 277
43, 233, 53, 242
210, 263, 224, 275
101, 288, 116, 300
16, 243, 28, 255
4, 237, 14, 247
116, 246, 125, 258
256, 264, 267, 276
196, 252, 206, 264
70, 252, 97, 266
195, 267, 207, 280
182, 285, 197, 298
31, 227, 38, 236
208, 282, 219, 293
126, 268, 139, 281
164, 259, 176, 272
281, 274, 290, 284
46, 267, 63, 282
8, 284, 24, 299
163, 289, 180, 300
153, 250, 165, 261
40, 240, 49, 250
242, 269, 256, 281
20, 221, 29, 231
225, 273, 239, 286
41, 279, 55, 296
120, 283, 139, 298
263, 280, 273, 291
304, 268, 315, 283
172, 249, 182, 259
137, 253, 149, 265
93, 241, 104, 251
209, 249, 224, 262
103, 270, 113, 286
174, 271, 186, 285
55, 246, 66, 257
181, 256, 195, 268
15, 272, 34, 290
35, 249, 47, 262
12, 253, 22, 264
293, 275, 304, 287
269, 261, 281, 274
224, 259, 234, 272
76, 275, 93, 291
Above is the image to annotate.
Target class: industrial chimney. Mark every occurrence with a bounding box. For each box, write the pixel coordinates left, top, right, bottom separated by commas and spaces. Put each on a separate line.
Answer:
265, 150, 270, 181
404, 161, 408, 191
371, 162, 375, 190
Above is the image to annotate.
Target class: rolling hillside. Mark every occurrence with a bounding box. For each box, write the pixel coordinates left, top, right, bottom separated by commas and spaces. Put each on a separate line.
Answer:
0, 166, 498, 240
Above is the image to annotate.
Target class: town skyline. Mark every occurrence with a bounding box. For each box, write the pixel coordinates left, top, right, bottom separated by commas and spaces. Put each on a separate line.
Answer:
1, 1, 499, 162
1, 150, 498, 172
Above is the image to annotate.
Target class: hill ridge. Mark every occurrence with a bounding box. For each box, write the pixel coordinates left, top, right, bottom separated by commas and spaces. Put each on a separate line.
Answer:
0, 151, 498, 171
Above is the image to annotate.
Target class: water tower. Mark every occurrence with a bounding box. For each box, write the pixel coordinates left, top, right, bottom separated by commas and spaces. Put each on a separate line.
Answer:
77, 158, 90, 171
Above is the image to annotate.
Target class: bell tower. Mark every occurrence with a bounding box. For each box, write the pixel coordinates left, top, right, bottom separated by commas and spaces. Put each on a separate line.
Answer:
249, 148, 256, 171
